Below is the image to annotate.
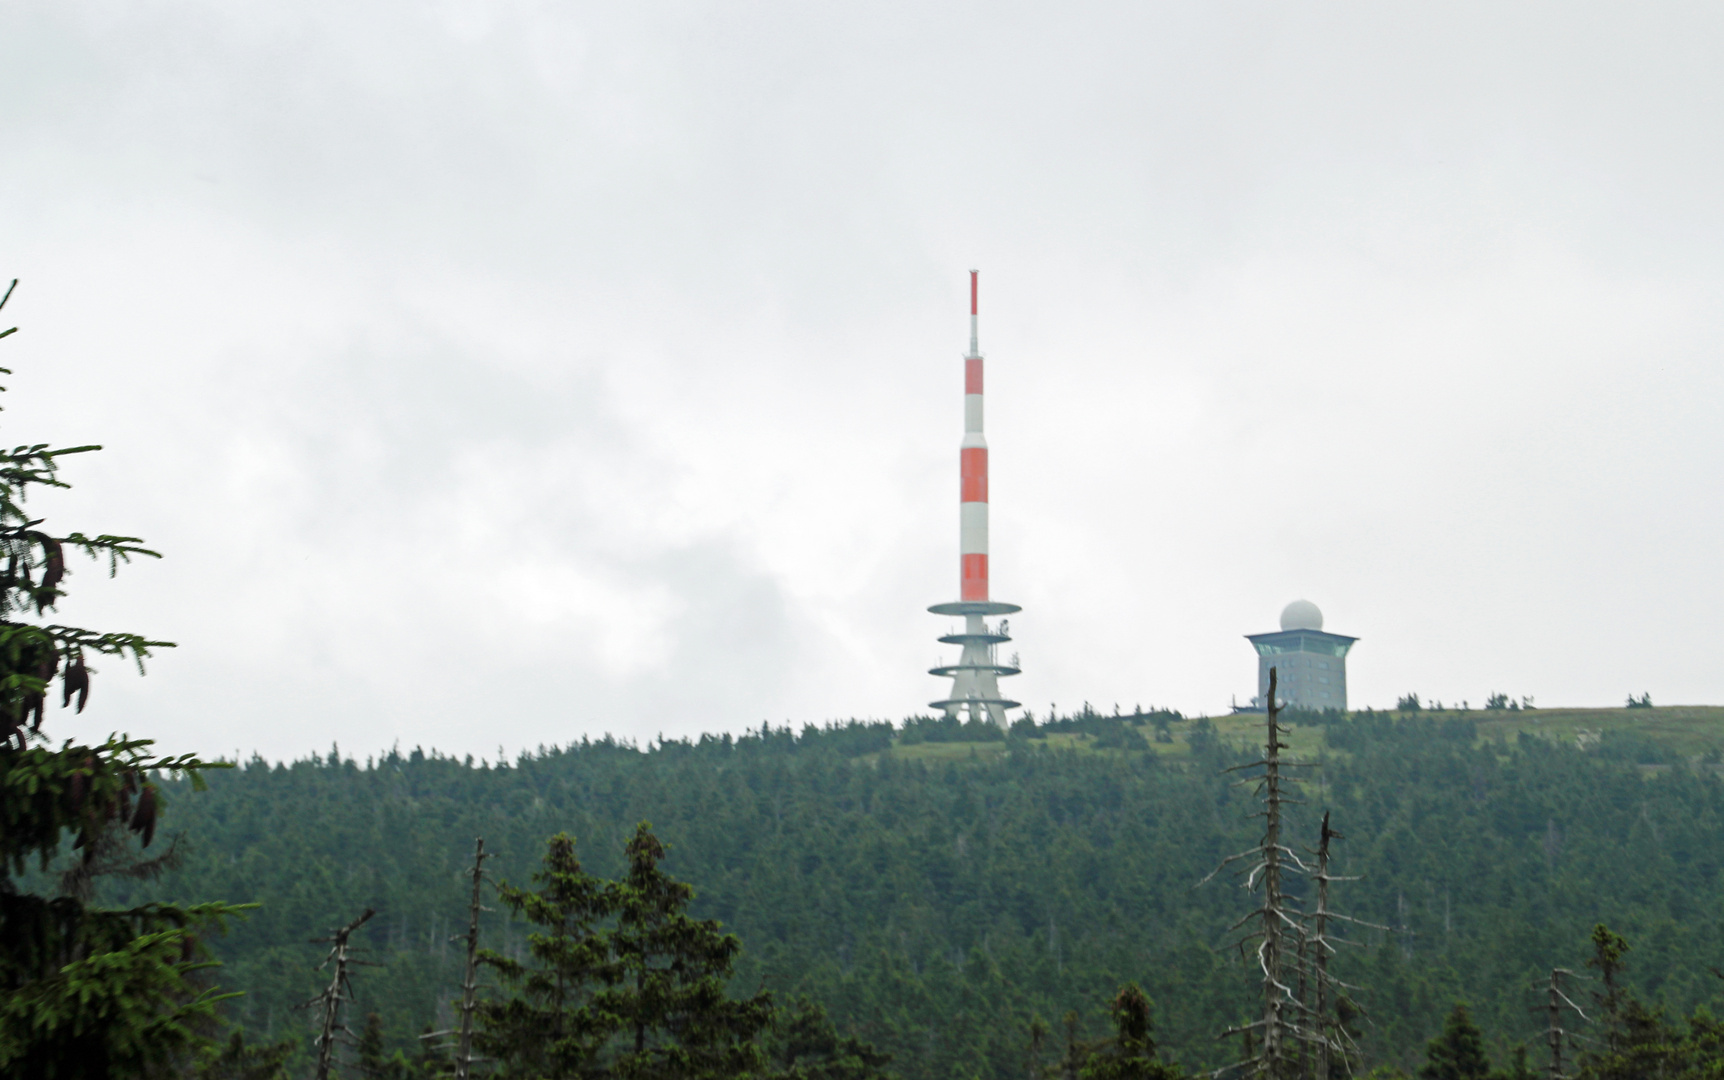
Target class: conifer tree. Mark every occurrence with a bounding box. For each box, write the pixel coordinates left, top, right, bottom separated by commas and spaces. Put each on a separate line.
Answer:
1573, 925, 1691, 1080
477, 825, 776, 1079
1056, 1012, 1089, 1080
195, 1029, 295, 1080
357, 1013, 389, 1078
1024, 1016, 1052, 1080
475, 832, 615, 1079
597, 822, 776, 1080
767, 997, 894, 1080
0, 280, 240, 1078
354, 1012, 417, 1080
1077, 984, 1182, 1080
1418, 1004, 1491, 1080
1496, 1046, 1535, 1080
1585, 926, 1628, 1040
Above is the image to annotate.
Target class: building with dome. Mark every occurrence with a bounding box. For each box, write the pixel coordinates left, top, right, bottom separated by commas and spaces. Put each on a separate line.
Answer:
1244, 601, 1358, 712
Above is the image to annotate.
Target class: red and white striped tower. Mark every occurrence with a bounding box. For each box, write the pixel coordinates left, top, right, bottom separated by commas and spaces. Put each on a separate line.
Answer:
929, 270, 1021, 726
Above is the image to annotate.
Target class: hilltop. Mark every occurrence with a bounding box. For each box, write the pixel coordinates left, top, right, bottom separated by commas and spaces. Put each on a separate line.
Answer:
96, 704, 1724, 1078
885, 704, 1724, 766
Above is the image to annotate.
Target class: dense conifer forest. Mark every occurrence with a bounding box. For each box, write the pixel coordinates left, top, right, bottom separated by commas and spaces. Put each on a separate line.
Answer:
105, 707, 1724, 1077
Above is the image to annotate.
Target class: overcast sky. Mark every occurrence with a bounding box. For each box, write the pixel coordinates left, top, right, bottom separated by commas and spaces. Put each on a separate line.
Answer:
4, 3, 1723, 761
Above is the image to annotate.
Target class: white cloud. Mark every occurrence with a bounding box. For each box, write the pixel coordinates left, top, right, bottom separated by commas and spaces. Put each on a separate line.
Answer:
4, 1, 1724, 758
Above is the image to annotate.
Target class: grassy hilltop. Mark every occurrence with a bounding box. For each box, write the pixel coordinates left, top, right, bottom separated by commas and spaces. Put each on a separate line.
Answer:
891, 704, 1724, 766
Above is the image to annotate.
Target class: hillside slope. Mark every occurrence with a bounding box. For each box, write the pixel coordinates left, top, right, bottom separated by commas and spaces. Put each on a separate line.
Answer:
110, 708, 1724, 1077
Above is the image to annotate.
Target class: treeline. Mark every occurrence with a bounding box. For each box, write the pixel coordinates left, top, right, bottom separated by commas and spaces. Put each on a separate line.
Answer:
101, 707, 1724, 1077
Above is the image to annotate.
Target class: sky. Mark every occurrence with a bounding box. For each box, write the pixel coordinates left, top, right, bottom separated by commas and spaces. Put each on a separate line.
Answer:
4, 2, 1724, 762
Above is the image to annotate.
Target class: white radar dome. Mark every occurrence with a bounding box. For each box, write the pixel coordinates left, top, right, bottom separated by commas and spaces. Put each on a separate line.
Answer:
1280, 600, 1324, 631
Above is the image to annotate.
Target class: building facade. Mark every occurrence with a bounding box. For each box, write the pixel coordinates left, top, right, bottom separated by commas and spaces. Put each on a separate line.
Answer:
1245, 600, 1357, 712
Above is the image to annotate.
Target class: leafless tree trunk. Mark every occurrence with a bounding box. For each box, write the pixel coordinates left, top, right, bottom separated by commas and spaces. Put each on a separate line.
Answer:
1312, 817, 1333, 1080
1547, 974, 1564, 1080
308, 907, 376, 1080
1257, 672, 1292, 1077
454, 837, 493, 1080
1203, 668, 1310, 1079
1544, 968, 1587, 1080
1307, 811, 1367, 1080
1294, 932, 1309, 1080
1203, 671, 1384, 1080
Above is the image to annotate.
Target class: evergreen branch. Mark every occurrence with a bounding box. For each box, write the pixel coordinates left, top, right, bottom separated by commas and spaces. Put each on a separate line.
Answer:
60, 533, 163, 576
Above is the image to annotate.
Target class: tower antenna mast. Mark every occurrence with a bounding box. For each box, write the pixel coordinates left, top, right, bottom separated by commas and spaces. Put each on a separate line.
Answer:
928, 270, 1022, 726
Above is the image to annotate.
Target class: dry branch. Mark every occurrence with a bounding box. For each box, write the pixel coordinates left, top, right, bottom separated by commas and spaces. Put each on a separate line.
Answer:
305, 907, 376, 1080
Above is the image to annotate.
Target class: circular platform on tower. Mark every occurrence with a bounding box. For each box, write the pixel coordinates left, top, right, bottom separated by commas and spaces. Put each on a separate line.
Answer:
929, 696, 1022, 711
928, 600, 1021, 616
928, 661, 1021, 678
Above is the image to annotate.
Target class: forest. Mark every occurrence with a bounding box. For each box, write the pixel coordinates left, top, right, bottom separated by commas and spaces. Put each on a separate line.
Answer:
93, 703, 1724, 1078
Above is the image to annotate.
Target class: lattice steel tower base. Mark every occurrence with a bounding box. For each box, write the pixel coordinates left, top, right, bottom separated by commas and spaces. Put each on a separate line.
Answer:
929, 600, 1021, 726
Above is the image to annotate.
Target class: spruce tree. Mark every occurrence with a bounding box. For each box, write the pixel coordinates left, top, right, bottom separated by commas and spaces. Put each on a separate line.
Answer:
1078, 983, 1182, 1080
1418, 1004, 1491, 1080
475, 832, 615, 1079
353, 1012, 416, 1080
357, 1013, 389, 1078
0, 282, 241, 1078
1574, 925, 1689, 1080
597, 822, 775, 1080
195, 1030, 295, 1080
1495, 1046, 1535, 1080
767, 997, 894, 1080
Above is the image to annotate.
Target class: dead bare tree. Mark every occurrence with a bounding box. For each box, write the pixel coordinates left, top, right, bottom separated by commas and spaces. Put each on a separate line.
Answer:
1203, 670, 1382, 1080
305, 907, 377, 1080
1310, 814, 1341, 1080
1542, 968, 1588, 1080
417, 838, 496, 1078
1294, 933, 1310, 1080
1303, 811, 1381, 1080
1202, 668, 1313, 1078
453, 837, 493, 1080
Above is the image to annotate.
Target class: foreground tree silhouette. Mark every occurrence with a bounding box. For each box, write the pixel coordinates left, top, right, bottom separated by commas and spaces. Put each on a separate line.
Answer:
1201, 668, 1312, 1078
767, 997, 894, 1080
477, 824, 774, 1079
599, 822, 776, 1080
0, 281, 240, 1078
1571, 924, 1715, 1080
475, 832, 615, 1078
195, 1030, 294, 1080
1078, 983, 1182, 1080
1418, 1004, 1491, 1080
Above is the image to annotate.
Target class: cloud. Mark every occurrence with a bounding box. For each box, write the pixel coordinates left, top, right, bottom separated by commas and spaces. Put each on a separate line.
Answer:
5, 2, 1724, 758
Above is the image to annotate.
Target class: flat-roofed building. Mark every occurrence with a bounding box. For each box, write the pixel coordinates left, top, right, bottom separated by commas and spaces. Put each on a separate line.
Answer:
1245, 600, 1358, 712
